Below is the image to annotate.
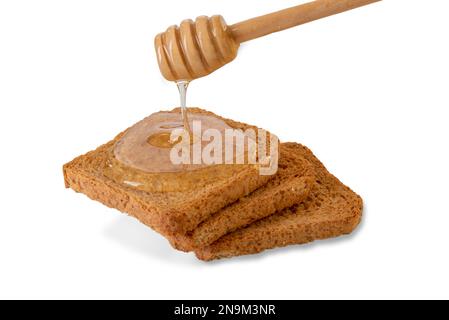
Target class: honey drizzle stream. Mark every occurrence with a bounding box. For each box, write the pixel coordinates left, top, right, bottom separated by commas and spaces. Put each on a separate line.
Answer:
176, 80, 191, 132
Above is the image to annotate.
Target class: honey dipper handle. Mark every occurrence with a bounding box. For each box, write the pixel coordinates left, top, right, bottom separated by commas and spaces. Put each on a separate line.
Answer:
230, 0, 381, 43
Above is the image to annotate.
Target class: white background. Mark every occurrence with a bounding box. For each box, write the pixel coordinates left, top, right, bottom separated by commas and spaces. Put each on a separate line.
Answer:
0, 0, 448, 300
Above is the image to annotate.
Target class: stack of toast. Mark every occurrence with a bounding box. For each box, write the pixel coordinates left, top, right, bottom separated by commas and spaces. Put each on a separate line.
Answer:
64, 108, 362, 261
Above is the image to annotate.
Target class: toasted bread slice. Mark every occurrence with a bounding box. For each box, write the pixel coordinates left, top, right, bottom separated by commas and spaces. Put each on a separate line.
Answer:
195, 143, 363, 261
63, 108, 272, 235
168, 144, 315, 251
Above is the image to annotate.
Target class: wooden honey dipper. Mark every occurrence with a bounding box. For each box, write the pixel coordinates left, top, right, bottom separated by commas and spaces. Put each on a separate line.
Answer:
155, 0, 381, 81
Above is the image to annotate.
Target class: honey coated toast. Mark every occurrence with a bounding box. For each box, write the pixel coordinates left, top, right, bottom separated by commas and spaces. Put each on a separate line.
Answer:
63, 108, 273, 235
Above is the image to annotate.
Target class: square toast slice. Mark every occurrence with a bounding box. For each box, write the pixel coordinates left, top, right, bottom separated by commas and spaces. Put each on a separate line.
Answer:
63, 108, 272, 235
168, 143, 315, 251
194, 143, 363, 261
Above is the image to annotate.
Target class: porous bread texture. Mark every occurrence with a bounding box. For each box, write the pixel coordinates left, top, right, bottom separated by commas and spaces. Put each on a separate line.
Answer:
194, 143, 363, 261
64, 109, 363, 261
63, 108, 273, 235
168, 144, 315, 251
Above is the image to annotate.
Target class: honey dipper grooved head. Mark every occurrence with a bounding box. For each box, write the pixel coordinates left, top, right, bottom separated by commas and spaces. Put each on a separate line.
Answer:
155, 15, 239, 81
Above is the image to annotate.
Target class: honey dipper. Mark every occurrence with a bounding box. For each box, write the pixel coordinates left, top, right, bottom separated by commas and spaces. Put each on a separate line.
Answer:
155, 0, 381, 81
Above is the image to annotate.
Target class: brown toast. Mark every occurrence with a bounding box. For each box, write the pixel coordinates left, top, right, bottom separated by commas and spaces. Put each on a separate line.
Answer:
63, 108, 273, 235
194, 143, 363, 261
168, 144, 315, 251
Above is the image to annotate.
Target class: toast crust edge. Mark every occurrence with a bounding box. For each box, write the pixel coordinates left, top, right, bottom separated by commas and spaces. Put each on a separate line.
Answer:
194, 143, 363, 261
